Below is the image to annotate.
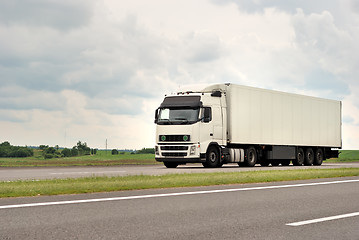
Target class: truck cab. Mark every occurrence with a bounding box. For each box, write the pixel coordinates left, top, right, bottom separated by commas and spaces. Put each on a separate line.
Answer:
154, 90, 227, 168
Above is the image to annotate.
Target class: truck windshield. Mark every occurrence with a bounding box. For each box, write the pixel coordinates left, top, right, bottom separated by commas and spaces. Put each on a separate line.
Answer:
158, 108, 200, 125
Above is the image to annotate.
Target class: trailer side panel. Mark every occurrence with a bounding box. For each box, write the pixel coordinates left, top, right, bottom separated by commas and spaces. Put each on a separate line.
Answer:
226, 85, 341, 148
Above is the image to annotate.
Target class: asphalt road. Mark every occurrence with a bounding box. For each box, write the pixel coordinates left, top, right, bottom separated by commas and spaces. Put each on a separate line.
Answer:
1, 162, 359, 181
1, 177, 358, 239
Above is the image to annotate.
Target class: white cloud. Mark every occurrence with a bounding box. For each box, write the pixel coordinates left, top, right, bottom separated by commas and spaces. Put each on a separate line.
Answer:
182, 31, 223, 63
0, 86, 66, 111
0, 0, 94, 30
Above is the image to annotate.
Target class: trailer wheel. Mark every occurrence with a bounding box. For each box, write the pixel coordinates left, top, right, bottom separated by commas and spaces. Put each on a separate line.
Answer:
203, 146, 221, 168
304, 148, 314, 166
245, 147, 257, 167
314, 148, 324, 166
163, 162, 178, 168
293, 148, 304, 166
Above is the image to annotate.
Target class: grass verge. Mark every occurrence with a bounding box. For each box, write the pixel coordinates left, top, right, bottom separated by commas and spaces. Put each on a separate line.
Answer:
0, 151, 158, 167
1, 168, 358, 198
326, 150, 359, 163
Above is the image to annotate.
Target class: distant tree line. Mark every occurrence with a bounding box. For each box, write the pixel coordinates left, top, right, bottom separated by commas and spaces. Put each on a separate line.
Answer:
136, 148, 155, 154
41, 141, 97, 159
0, 141, 154, 158
0, 141, 34, 157
111, 148, 155, 155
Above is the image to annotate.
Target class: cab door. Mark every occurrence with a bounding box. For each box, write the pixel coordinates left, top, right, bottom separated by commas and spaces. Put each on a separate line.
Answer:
199, 104, 224, 150
199, 107, 213, 152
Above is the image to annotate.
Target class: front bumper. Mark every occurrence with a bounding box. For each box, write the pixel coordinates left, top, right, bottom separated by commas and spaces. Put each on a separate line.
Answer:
155, 143, 203, 163
155, 157, 204, 163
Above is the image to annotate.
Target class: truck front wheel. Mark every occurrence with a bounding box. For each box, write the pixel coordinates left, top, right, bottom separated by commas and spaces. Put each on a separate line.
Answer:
203, 146, 221, 168
163, 162, 179, 168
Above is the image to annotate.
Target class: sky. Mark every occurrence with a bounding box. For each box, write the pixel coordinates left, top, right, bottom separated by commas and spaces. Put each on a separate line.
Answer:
1, 0, 359, 150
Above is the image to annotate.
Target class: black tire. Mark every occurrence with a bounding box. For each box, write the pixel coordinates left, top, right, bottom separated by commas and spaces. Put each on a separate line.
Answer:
163, 162, 178, 168
304, 148, 314, 166
293, 148, 304, 166
281, 159, 291, 166
314, 148, 324, 166
203, 146, 221, 168
245, 147, 257, 167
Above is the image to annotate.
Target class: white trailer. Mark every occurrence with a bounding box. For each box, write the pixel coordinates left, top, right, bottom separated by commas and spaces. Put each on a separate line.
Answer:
154, 83, 341, 168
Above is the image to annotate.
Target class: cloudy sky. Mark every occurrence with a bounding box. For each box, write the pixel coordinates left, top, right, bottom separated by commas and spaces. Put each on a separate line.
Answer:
1, 0, 359, 150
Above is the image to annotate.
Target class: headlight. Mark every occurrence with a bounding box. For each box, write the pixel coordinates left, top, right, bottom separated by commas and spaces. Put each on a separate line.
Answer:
190, 145, 196, 155
155, 146, 159, 155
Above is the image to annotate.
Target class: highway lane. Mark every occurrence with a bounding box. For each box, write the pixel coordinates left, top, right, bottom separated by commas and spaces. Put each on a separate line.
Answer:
0, 177, 358, 239
1, 162, 359, 181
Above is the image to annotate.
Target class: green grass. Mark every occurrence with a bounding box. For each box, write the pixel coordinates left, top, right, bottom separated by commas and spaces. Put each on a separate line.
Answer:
327, 150, 359, 162
0, 150, 158, 167
1, 168, 358, 198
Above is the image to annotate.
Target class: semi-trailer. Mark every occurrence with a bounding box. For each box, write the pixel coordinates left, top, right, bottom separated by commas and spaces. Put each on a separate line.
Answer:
154, 83, 341, 168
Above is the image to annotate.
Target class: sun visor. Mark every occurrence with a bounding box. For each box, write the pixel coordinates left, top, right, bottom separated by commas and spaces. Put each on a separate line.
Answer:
160, 96, 202, 108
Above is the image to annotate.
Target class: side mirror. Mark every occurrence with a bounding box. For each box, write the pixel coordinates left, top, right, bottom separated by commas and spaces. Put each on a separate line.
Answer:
203, 107, 211, 123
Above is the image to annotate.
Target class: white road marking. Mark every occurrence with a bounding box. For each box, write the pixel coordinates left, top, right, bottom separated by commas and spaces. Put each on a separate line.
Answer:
50, 171, 126, 175
286, 212, 359, 226
0, 179, 358, 210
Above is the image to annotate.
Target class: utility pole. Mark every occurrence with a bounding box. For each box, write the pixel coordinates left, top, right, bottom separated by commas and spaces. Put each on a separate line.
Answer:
106, 139, 108, 153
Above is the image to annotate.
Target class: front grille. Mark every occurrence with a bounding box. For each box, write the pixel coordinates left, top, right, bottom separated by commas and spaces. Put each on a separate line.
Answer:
162, 152, 187, 157
159, 135, 190, 142
161, 146, 188, 151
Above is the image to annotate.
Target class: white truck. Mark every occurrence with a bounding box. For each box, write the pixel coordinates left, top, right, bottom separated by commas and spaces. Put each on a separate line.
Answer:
154, 83, 341, 168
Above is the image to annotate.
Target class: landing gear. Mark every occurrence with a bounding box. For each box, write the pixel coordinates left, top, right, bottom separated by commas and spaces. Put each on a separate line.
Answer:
260, 160, 270, 167
281, 159, 291, 166
271, 160, 280, 166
